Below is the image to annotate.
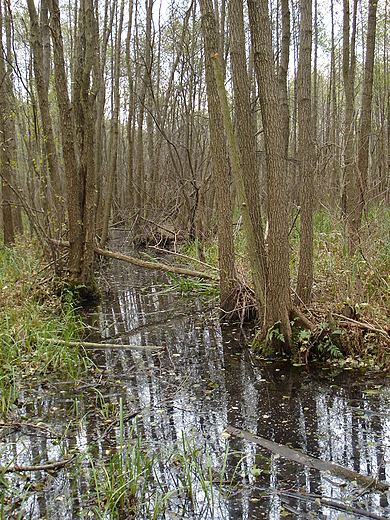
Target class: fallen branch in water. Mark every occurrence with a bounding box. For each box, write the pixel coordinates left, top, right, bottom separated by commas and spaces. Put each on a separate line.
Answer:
266, 487, 387, 520
4, 456, 76, 474
226, 426, 388, 491
0, 422, 58, 437
94, 246, 218, 281
47, 338, 166, 351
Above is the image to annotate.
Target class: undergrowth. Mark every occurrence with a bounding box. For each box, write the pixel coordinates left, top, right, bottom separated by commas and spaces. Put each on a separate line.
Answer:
0, 237, 93, 419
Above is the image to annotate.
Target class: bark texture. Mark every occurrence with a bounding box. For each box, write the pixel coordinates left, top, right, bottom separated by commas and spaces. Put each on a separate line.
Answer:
199, 0, 238, 314
248, 0, 293, 353
228, 0, 268, 315
296, 0, 314, 304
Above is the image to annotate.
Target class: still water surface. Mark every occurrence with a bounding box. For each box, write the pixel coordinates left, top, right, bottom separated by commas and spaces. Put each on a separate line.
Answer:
2, 247, 390, 519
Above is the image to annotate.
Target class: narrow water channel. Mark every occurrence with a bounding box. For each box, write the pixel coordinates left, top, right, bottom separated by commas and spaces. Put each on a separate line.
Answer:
2, 245, 390, 519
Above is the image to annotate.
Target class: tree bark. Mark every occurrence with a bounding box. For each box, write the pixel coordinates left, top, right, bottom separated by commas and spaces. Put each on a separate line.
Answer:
228, 0, 268, 316
100, 0, 124, 248
278, 0, 290, 183
356, 0, 378, 227
199, 0, 238, 314
296, 0, 314, 305
248, 0, 293, 353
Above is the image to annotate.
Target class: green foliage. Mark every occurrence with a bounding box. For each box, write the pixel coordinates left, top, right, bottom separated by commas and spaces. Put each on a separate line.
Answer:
268, 321, 285, 344
293, 320, 343, 362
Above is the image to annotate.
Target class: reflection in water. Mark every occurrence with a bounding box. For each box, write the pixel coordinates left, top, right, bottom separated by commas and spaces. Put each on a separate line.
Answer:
2, 250, 390, 519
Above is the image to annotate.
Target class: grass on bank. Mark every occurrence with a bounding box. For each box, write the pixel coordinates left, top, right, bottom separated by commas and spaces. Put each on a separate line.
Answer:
0, 237, 93, 419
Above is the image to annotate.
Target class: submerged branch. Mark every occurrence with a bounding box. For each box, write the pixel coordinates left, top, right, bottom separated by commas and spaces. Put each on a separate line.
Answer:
4, 456, 76, 474
226, 426, 388, 491
266, 487, 387, 520
47, 338, 166, 350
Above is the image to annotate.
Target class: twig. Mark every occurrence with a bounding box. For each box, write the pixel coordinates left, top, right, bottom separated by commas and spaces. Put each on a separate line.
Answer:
4, 456, 76, 474
166, 345, 176, 371
139, 215, 176, 236
332, 313, 389, 337
264, 487, 387, 520
288, 206, 301, 236
148, 245, 220, 272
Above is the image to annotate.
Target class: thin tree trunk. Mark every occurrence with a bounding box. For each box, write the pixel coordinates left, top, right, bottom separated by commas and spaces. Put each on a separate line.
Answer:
343, 0, 358, 253
296, 0, 314, 305
27, 0, 64, 228
356, 0, 378, 226
101, 0, 124, 248
0, 0, 14, 245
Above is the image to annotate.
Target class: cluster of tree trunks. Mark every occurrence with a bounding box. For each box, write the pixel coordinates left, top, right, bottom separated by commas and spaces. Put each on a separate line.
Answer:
0, 0, 383, 354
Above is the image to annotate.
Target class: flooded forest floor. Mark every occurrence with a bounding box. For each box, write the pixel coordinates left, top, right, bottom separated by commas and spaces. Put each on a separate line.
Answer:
1, 237, 390, 519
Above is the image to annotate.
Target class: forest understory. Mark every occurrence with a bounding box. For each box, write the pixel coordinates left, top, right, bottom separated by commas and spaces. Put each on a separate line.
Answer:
3, 204, 390, 381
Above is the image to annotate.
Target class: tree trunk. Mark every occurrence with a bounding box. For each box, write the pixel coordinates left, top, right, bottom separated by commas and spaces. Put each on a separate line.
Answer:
342, 0, 358, 253
199, 0, 238, 314
27, 0, 64, 230
100, 0, 124, 248
356, 0, 378, 226
135, 0, 153, 223
48, 0, 99, 298
125, 0, 135, 212
227, 0, 268, 314
295, 0, 314, 305
248, 0, 293, 353
0, 0, 14, 245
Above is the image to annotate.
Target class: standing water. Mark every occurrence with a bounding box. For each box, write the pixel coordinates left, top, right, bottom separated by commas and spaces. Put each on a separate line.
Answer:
2, 244, 390, 519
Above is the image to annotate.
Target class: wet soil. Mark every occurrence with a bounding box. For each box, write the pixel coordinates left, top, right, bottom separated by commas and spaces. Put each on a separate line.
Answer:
2, 245, 390, 519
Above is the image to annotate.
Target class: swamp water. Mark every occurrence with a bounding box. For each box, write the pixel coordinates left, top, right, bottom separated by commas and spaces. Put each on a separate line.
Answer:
2, 247, 390, 519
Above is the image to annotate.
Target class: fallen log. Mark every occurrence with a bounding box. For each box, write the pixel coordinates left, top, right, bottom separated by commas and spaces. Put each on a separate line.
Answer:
93, 246, 218, 281
225, 426, 388, 491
